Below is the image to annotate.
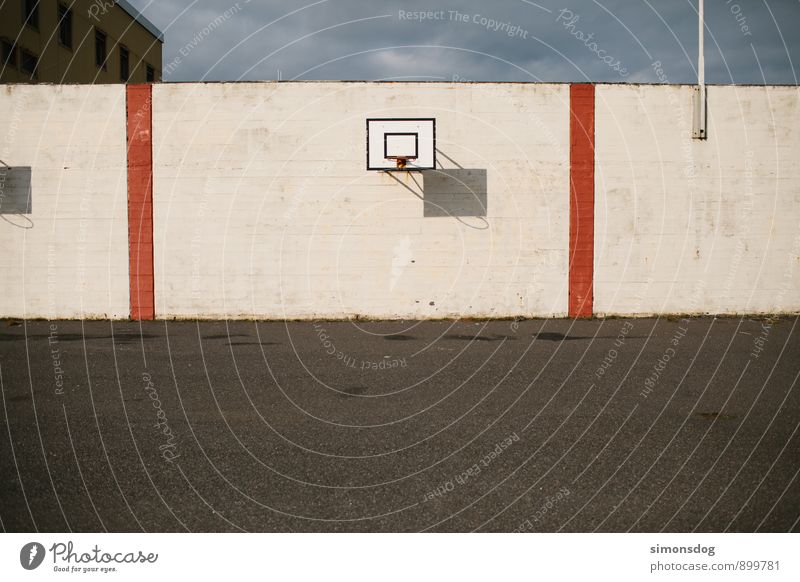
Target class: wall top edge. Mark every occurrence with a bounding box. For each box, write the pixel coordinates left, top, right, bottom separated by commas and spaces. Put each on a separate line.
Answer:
2, 81, 798, 88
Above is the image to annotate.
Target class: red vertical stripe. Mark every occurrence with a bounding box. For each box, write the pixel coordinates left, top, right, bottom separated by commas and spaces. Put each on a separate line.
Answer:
126, 85, 155, 320
569, 84, 595, 318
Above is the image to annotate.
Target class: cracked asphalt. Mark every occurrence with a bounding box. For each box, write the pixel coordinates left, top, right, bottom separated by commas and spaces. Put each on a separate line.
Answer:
0, 316, 798, 532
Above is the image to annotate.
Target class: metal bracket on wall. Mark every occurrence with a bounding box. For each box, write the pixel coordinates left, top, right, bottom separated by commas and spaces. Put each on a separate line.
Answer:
692, 85, 707, 140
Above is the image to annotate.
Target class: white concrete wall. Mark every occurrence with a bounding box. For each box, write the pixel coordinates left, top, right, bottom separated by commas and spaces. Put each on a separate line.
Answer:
0, 85, 130, 319
595, 84, 800, 316
152, 82, 570, 319
3, 82, 796, 320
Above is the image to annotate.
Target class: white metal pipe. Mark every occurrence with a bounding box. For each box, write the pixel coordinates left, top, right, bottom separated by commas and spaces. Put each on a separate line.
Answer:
698, 0, 705, 89
692, 0, 707, 138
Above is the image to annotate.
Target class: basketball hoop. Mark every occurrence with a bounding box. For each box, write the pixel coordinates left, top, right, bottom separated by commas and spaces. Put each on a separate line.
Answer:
387, 155, 416, 170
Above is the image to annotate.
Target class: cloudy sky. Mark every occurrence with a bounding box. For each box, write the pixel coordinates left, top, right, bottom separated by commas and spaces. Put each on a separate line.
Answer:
127, 0, 799, 84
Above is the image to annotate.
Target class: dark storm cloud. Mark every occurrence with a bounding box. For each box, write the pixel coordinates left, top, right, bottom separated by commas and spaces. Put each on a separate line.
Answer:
128, 0, 799, 84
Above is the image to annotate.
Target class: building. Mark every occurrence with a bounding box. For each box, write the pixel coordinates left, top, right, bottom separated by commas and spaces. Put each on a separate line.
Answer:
0, 0, 163, 83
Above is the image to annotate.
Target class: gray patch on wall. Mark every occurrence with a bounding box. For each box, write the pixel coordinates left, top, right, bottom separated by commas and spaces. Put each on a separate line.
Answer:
423, 169, 487, 217
0, 166, 32, 214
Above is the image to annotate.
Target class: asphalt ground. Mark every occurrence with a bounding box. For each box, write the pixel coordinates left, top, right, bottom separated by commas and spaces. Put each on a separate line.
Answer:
0, 316, 798, 532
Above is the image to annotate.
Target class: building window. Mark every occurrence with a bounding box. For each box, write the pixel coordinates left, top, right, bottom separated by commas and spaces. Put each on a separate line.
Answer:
58, 4, 72, 49
94, 28, 107, 69
23, 0, 40, 29
119, 45, 129, 81
1, 39, 16, 69
146, 64, 154, 82
20, 48, 38, 79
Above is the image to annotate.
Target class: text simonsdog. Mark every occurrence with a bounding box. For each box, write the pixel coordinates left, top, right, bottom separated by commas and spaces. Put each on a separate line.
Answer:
650, 544, 716, 557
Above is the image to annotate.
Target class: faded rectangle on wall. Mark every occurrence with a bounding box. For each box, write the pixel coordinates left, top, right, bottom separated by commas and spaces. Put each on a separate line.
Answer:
0, 166, 32, 214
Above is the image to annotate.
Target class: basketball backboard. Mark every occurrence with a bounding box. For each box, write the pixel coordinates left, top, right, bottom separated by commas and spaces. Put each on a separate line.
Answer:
367, 118, 436, 171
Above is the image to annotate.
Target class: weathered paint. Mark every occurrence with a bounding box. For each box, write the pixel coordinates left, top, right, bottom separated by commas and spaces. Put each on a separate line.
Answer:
0, 85, 129, 319
569, 84, 595, 318
1, 82, 798, 320
594, 84, 800, 315
126, 84, 155, 321
151, 82, 570, 319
